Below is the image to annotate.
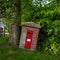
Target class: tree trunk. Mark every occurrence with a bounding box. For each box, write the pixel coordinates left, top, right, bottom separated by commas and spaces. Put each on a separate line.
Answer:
16, 0, 21, 45
9, 23, 17, 45
9, 0, 21, 45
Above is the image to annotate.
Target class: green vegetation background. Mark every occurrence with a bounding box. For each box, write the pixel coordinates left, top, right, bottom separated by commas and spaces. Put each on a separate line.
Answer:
0, 0, 60, 60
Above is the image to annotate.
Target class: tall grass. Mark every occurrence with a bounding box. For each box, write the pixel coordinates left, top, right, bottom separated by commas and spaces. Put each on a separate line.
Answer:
0, 46, 60, 60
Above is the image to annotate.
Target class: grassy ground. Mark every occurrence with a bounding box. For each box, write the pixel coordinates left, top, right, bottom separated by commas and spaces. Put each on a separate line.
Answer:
0, 36, 60, 60
0, 45, 60, 60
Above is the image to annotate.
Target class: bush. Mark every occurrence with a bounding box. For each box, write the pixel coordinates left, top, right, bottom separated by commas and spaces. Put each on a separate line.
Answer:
37, 20, 60, 55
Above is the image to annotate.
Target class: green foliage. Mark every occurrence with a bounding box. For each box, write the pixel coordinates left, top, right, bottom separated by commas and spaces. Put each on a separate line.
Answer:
37, 20, 60, 55
0, 36, 8, 45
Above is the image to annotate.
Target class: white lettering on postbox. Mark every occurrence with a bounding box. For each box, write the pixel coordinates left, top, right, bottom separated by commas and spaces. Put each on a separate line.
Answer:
27, 39, 31, 42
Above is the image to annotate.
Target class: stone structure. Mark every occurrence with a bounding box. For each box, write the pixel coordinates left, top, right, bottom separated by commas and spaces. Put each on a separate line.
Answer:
19, 22, 41, 51
0, 18, 5, 36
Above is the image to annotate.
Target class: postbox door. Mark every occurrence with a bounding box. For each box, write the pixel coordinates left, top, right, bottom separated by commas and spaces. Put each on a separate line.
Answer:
24, 30, 33, 49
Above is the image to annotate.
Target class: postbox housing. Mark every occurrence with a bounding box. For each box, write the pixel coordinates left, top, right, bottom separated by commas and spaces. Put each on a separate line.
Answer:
19, 22, 41, 51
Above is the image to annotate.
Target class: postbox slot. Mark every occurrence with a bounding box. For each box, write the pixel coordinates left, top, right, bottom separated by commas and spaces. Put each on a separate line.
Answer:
24, 30, 33, 49
27, 32, 32, 34
27, 30, 33, 33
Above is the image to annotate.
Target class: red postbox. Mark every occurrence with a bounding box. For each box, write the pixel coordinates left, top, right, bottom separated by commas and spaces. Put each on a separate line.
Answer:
24, 30, 33, 49
19, 22, 41, 51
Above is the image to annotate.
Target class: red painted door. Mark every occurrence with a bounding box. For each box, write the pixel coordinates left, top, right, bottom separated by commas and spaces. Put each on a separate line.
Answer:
24, 30, 33, 49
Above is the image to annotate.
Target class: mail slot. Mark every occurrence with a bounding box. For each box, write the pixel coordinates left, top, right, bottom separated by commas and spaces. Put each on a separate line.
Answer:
24, 30, 33, 49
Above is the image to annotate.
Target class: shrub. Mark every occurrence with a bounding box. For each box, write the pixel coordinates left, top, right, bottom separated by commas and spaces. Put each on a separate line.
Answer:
37, 20, 60, 55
